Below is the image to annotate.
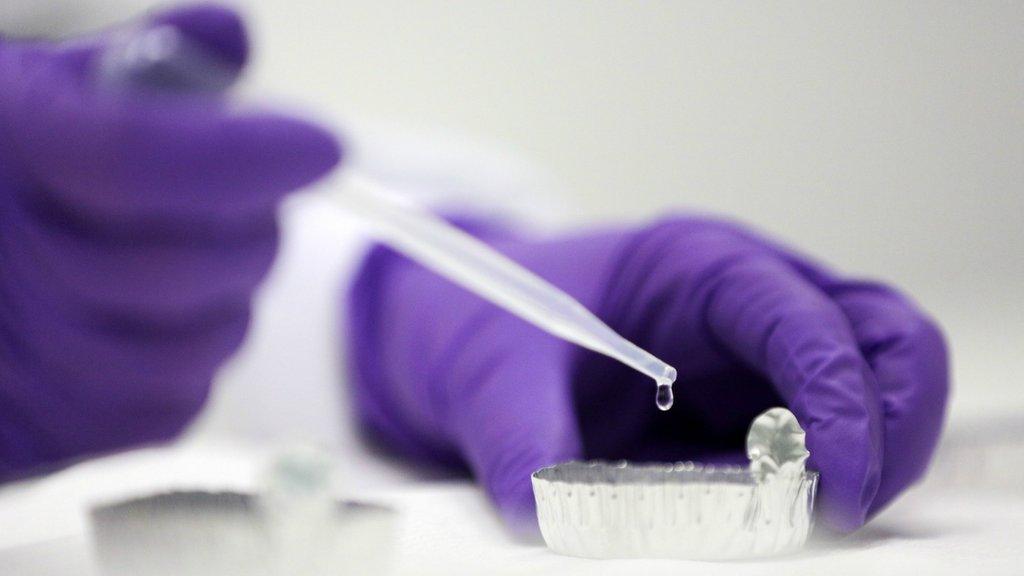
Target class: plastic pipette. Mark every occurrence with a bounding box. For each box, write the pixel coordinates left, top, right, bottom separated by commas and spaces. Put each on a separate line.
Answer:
98, 25, 678, 408
334, 176, 677, 409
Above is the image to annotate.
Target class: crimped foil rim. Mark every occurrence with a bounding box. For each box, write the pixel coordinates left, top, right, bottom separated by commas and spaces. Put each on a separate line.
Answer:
533, 460, 819, 485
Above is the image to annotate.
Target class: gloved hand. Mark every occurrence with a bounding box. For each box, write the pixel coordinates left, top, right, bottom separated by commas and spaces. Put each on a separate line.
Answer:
0, 5, 340, 480
347, 215, 948, 533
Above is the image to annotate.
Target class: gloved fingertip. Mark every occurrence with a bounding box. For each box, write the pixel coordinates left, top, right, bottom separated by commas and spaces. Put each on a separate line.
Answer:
148, 3, 249, 73
224, 112, 343, 196
272, 115, 344, 186
502, 513, 545, 543
491, 476, 543, 535
476, 434, 580, 536
817, 497, 870, 534
462, 403, 579, 536
810, 440, 881, 533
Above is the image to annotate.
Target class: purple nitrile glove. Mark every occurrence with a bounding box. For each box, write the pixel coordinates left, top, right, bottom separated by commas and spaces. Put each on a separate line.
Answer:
0, 4, 340, 481
347, 215, 948, 533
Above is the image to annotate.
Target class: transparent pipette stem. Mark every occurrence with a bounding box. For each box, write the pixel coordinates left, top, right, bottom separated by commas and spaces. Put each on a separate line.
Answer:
94, 26, 677, 407
332, 176, 678, 403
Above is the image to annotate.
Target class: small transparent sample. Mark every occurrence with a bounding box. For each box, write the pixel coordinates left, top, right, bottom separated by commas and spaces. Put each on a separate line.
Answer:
747, 407, 810, 478
89, 450, 397, 576
532, 407, 817, 560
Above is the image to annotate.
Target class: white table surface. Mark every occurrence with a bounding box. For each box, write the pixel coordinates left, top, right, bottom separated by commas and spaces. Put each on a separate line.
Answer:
1, 425, 1022, 576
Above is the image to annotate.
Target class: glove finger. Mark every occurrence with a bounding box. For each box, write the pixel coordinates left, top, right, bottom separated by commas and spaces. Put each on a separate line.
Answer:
3, 190, 277, 324
142, 3, 249, 74
445, 316, 583, 531
764, 248, 951, 516
700, 249, 884, 532
0, 285, 245, 479
825, 282, 949, 516
40, 3, 249, 91
0, 309, 243, 464
7, 82, 340, 226
0, 193, 259, 472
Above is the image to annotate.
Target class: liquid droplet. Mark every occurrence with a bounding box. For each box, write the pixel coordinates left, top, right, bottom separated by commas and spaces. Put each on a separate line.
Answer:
655, 382, 674, 411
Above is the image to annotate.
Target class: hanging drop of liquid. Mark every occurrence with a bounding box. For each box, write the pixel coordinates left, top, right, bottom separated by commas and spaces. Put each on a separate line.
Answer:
655, 381, 674, 411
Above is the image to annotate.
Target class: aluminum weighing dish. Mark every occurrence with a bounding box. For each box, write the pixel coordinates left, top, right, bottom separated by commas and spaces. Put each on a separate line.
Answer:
532, 408, 818, 560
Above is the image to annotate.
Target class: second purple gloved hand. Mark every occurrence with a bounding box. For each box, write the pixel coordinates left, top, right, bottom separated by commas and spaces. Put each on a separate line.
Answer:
0, 5, 340, 480
348, 215, 948, 533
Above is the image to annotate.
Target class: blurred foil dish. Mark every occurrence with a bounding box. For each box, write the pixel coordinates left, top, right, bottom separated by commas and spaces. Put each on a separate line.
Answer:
90, 490, 397, 576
